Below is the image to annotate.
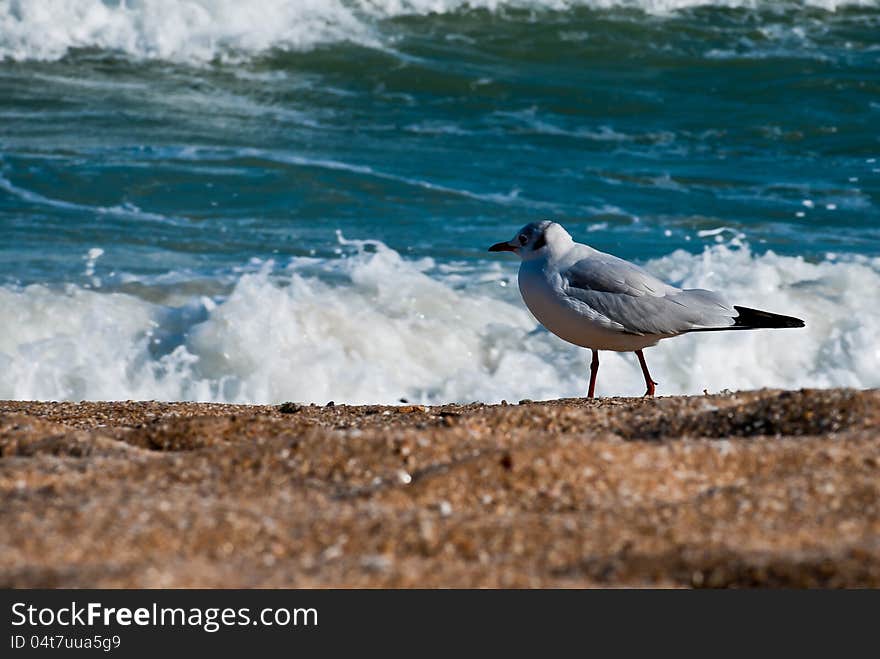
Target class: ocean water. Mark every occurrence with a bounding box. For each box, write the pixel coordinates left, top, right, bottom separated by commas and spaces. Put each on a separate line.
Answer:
0, 0, 878, 403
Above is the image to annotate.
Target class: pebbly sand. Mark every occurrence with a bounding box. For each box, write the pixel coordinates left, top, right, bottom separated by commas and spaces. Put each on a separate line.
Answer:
1, 388, 879, 588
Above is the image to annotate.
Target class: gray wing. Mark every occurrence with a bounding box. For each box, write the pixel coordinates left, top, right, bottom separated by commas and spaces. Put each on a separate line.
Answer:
561, 253, 736, 335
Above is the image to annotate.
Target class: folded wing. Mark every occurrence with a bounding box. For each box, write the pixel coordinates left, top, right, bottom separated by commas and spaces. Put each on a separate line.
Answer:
561, 252, 736, 335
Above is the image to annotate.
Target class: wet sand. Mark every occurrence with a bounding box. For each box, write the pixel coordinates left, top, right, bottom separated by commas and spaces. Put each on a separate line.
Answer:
1, 388, 879, 588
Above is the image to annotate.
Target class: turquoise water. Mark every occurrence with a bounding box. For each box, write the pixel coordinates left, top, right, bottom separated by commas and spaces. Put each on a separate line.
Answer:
1, 1, 879, 403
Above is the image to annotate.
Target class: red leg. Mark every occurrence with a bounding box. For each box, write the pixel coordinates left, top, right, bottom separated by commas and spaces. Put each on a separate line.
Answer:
588, 349, 599, 398
635, 349, 657, 397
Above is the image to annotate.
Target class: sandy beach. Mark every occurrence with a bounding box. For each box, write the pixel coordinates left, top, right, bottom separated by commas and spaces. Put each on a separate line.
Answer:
1, 388, 878, 588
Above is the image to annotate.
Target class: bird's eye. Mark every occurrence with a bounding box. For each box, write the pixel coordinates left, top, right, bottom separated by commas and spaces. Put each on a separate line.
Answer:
518, 234, 528, 246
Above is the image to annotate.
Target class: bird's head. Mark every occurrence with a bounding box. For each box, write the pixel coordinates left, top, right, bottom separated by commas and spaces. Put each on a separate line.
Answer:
488, 220, 572, 260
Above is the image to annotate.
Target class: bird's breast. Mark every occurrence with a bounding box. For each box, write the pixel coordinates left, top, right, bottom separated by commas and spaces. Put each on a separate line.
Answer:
518, 265, 564, 324
518, 264, 593, 344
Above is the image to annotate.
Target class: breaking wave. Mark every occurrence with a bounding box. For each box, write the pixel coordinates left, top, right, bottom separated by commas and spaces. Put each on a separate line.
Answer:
2, 235, 878, 403
1, 0, 876, 62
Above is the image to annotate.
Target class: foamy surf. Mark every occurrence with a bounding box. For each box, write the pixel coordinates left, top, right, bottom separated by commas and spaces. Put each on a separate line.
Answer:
1, 0, 876, 62
1, 236, 877, 404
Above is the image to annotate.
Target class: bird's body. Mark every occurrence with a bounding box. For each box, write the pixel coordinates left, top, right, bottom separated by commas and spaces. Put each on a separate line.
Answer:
518, 243, 675, 352
489, 221, 805, 397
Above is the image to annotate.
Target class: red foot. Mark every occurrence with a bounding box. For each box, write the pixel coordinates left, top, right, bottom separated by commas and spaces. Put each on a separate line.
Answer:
636, 350, 657, 398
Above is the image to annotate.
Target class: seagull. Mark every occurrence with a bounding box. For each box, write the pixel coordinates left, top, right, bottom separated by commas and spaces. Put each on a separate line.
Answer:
489, 220, 805, 397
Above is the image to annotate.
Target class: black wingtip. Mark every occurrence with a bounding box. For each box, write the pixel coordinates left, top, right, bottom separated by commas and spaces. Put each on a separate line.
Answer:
733, 305, 805, 329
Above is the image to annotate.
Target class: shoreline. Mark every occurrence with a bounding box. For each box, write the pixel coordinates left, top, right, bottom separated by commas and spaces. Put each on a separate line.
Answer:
2, 388, 878, 588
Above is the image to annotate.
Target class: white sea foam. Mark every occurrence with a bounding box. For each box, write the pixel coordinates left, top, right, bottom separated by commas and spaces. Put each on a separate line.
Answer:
1, 236, 878, 404
0, 0, 376, 62
0, 0, 876, 62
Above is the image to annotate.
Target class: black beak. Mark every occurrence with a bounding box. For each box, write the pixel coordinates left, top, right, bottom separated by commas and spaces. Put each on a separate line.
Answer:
488, 241, 517, 253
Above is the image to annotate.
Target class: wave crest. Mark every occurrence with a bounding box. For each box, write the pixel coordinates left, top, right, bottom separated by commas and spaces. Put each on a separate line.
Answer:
1, 0, 876, 63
